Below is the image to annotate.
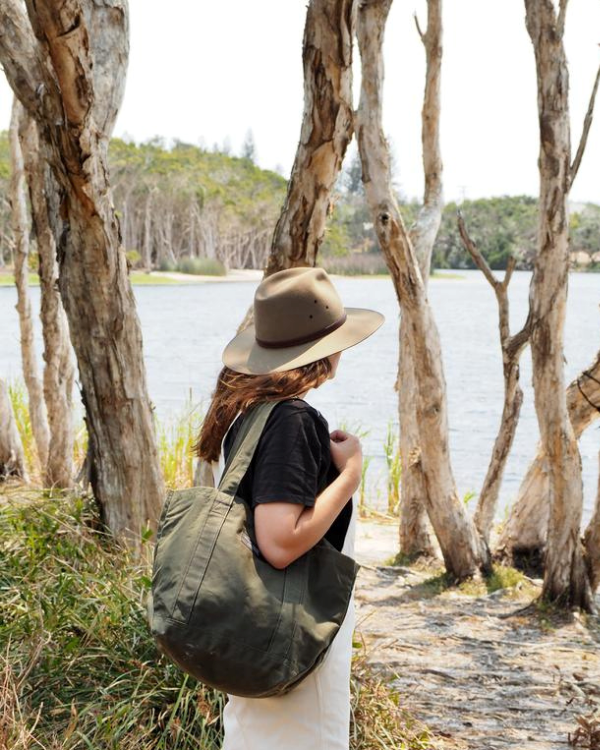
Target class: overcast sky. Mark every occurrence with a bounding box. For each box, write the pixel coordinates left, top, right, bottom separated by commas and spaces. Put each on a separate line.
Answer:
0, 0, 599, 204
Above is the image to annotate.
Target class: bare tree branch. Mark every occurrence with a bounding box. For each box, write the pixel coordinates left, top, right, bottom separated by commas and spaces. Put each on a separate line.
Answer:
570, 60, 600, 187
413, 11, 425, 44
457, 210, 499, 290
503, 255, 517, 288
457, 210, 526, 542
557, 0, 568, 39
0, 0, 54, 116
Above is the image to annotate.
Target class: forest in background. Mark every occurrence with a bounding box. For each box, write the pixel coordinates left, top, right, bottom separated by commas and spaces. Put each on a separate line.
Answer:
0, 132, 598, 274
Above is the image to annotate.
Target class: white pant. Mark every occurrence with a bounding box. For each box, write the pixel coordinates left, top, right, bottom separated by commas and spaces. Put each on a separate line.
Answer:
212, 438, 357, 750
222, 510, 356, 750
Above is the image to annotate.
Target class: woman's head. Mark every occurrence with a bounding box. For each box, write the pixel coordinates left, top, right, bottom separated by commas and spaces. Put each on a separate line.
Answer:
222, 266, 383, 375
195, 265, 383, 464
193, 352, 340, 463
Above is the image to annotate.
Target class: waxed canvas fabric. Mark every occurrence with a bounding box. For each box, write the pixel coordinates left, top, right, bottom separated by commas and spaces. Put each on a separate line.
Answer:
149, 400, 360, 698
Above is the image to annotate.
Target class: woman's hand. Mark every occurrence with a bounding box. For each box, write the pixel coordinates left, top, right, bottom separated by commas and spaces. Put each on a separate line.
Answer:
329, 429, 362, 492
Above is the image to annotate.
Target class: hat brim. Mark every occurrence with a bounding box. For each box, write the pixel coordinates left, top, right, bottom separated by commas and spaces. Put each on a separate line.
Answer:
222, 307, 385, 375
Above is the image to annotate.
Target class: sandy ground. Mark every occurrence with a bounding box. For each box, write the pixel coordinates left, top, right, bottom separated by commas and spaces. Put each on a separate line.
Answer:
148, 268, 353, 284
353, 517, 600, 750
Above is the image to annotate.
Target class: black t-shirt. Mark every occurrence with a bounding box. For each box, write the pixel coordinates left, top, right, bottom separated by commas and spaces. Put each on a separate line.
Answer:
223, 397, 352, 552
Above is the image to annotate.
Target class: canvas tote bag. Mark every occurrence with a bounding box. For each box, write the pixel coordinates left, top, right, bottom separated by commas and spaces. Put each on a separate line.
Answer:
149, 400, 360, 698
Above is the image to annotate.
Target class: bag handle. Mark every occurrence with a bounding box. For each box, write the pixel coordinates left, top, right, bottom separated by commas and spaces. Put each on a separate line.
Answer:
217, 400, 279, 499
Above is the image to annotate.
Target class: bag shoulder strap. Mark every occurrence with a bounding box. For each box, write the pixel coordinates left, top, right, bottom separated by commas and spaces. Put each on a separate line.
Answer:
217, 400, 279, 498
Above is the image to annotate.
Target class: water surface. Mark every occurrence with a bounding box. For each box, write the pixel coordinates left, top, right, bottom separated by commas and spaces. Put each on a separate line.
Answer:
1, 270, 598, 522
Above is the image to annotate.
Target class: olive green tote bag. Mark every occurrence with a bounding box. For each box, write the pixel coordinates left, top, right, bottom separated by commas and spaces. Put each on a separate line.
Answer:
149, 400, 360, 698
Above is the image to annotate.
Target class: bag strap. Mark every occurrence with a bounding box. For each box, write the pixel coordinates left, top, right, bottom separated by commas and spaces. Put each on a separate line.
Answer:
217, 400, 279, 499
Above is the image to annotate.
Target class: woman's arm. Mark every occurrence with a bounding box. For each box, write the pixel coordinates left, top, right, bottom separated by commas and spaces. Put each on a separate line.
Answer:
254, 430, 362, 569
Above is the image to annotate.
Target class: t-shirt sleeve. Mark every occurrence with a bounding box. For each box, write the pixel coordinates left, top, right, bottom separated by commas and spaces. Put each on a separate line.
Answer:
251, 404, 322, 507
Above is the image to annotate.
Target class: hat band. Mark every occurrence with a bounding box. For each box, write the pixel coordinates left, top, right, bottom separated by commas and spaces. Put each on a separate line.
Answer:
255, 311, 347, 349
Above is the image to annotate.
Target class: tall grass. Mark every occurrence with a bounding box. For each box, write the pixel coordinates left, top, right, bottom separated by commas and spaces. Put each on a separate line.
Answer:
155, 394, 205, 488
7, 382, 405, 517
0, 495, 438, 750
358, 455, 373, 518
0, 495, 224, 749
7, 381, 39, 481
383, 420, 401, 516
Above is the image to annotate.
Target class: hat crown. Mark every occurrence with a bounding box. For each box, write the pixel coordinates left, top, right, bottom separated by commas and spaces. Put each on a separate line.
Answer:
254, 267, 346, 348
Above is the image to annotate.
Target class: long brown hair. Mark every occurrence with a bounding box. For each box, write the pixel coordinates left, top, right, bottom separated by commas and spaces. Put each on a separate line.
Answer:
193, 357, 333, 463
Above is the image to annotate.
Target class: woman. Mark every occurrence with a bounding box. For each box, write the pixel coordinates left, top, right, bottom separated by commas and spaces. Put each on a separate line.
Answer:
194, 265, 384, 750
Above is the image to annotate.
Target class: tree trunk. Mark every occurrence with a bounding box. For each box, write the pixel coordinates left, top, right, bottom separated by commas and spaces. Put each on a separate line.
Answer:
142, 193, 153, 269
264, 0, 356, 276
397, 0, 443, 559
9, 97, 50, 474
0, 0, 164, 550
524, 0, 592, 610
240, 0, 356, 325
0, 378, 27, 481
356, 0, 489, 580
20, 114, 75, 489
583, 449, 600, 591
495, 351, 600, 567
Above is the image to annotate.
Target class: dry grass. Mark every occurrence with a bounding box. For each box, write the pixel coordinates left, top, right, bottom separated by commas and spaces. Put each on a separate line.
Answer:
350, 635, 434, 750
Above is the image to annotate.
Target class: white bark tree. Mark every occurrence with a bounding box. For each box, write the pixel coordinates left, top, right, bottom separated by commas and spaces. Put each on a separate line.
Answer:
397, 1, 442, 559
524, 0, 591, 609
494, 38, 600, 577
264, 0, 356, 276
496, 352, 600, 568
355, 0, 489, 580
0, 0, 163, 549
19, 114, 76, 489
9, 97, 50, 474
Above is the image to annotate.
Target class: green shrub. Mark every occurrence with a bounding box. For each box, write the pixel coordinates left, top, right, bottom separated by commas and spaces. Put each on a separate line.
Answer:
126, 249, 142, 268
0, 495, 224, 749
157, 258, 176, 272
175, 257, 227, 276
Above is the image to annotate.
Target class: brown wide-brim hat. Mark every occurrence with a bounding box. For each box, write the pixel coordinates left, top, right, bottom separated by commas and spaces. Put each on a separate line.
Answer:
222, 266, 385, 375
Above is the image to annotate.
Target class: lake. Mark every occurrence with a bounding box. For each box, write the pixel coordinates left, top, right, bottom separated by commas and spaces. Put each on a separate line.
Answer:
1, 269, 598, 523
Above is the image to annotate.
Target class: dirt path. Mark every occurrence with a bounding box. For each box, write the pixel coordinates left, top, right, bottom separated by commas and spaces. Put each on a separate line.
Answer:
354, 518, 600, 750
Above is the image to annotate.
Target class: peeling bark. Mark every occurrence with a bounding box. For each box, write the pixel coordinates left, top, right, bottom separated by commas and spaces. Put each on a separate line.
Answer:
0, 0, 163, 550
356, 0, 489, 580
20, 114, 75, 489
265, 0, 356, 275
397, 0, 442, 559
9, 97, 50, 474
496, 351, 600, 568
524, 0, 592, 610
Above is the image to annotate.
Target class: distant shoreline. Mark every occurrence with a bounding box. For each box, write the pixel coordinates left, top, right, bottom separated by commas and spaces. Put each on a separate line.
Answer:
0, 266, 596, 288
